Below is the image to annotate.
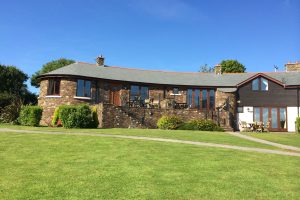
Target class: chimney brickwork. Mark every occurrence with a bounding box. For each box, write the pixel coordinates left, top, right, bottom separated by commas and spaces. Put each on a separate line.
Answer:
285, 61, 300, 72
96, 55, 105, 66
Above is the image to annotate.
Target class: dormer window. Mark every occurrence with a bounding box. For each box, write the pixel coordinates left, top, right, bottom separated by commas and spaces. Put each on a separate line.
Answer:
252, 77, 268, 91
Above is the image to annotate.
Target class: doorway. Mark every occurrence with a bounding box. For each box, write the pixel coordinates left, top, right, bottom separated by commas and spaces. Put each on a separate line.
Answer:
253, 107, 287, 131
110, 84, 121, 106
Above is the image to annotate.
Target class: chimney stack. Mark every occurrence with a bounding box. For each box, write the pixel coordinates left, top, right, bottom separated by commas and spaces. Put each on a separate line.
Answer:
96, 55, 105, 66
214, 64, 222, 74
285, 61, 300, 72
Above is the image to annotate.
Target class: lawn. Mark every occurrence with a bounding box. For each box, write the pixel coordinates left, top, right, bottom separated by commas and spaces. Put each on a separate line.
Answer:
242, 132, 300, 148
0, 124, 281, 150
0, 131, 299, 200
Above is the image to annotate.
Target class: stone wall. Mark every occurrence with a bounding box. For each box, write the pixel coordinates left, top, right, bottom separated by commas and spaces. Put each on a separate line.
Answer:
215, 90, 236, 129
118, 106, 231, 129
38, 78, 98, 125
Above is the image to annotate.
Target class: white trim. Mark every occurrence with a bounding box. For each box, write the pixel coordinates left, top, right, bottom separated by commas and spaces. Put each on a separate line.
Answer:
45, 95, 62, 98
73, 96, 91, 100
170, 93, 182, 96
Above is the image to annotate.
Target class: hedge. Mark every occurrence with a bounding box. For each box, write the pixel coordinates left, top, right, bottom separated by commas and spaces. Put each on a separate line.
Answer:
178, 119, 224, 132
157, 115, 183, 130
157, 116, 223, 131
53, 104, 98, 128
296, 117, 300, 133
19, 105, 43, 126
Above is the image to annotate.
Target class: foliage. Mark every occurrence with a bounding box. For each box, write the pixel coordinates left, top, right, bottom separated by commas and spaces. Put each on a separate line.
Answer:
19, 106, 43, 126
31, 58, 75, 87
92, 106, 99, 128
199, 64, 214, 73
0, 64, 37, 123
0, 64, 28, 95
58, 105, 77, 127
296, 117, 300, 133
51, 107, 60, 126
178, 119, 224, 131
220, 60, 246, 73
57, 104, 98, 128
0, 99, 22, 124
157, 115, 183, 130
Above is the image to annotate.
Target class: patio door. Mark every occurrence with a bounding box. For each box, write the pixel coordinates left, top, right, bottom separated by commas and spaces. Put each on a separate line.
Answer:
253, 107, 287, 132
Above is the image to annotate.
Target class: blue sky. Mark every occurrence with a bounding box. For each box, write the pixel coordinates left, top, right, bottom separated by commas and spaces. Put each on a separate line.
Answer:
0, 0, 299, 93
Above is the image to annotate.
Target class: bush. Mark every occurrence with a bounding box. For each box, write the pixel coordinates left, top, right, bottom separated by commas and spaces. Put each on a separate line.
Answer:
57, 104, 98, 128
296, 117, 300, 133
178, 119, 224, 132
157, 115, 183, 130
51, 107, 60, 126
19, 106, 42, 126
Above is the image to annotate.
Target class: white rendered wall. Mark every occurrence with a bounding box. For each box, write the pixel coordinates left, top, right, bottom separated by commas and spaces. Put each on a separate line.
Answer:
237, 107, 253, 130
287, 107, 300, 132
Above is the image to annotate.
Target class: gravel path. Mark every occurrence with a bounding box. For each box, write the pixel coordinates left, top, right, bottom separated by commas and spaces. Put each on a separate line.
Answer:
228, 132, 300, 152
1, 128, 300, 157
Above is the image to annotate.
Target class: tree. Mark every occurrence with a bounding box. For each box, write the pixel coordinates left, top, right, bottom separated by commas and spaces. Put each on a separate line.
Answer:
199, 64, 214, 73
0, 64, 37, 122
220, 60, 246, 73
31, 58, 75, 87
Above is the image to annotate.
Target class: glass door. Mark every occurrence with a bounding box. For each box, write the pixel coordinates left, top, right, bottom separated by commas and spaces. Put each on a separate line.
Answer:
253, 107, 287, 132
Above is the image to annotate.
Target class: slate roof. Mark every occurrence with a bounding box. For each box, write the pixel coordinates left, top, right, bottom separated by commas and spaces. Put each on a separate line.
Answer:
40, 62, 300, 87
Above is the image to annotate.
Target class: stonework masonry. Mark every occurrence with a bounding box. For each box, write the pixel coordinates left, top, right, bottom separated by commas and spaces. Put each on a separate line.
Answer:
38, 77, 236, 130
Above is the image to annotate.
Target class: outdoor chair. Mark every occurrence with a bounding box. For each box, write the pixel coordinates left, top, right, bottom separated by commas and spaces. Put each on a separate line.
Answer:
255, 122, 264, 132
264, 121, 270, 132
239, 121, 250, 132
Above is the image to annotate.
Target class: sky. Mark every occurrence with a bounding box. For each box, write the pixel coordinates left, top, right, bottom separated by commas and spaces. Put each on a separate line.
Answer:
0, 0, 299, 94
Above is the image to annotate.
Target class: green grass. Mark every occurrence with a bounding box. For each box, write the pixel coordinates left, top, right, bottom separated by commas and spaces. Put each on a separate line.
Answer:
0, 132, 300, 199
0, 124, 280, 149
242, 132, 300, 148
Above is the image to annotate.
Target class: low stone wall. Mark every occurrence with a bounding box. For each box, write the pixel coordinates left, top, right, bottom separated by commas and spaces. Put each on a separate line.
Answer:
111, 106, 232, 129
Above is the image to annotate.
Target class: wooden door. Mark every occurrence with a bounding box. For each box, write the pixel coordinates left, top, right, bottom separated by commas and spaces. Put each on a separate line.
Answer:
110, 84, 121, 106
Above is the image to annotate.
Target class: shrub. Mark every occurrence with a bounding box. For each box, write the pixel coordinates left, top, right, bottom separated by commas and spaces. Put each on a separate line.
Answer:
296, 117, 300, 133
51, 107, 60, 126
91, 106, 99, 128
178, 119, 224, 132
57, 104, 98, 128
157, 115, 183, 130
19, 105, 42, 126
58, 105, 77, 127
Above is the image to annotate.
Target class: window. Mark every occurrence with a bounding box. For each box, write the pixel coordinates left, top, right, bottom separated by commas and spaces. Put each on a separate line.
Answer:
252, 78, 259, 91
76, 79, 91, 97
186, 89, 215, 110
209, 90, 215, 109
130, 85, 149, 101
47, 79, 60, 95
173, 87, 179, 94
202, 90, 207, 109
261, 78, 268, 91
252, 77, 268, 91
237, 107, 244, 113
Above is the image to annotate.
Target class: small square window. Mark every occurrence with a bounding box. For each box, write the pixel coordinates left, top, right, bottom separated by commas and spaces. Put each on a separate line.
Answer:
173, 87, 179, 94
237, 107, 244, 113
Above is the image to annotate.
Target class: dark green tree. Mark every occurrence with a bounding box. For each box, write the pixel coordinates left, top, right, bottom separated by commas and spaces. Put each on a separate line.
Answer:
31, 58, 75, 87
220, 60, 246, 73
0, 64, 37, 122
